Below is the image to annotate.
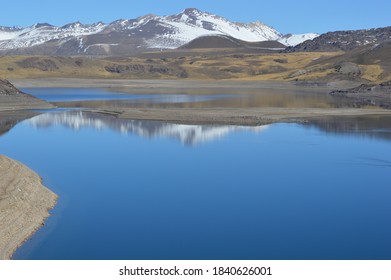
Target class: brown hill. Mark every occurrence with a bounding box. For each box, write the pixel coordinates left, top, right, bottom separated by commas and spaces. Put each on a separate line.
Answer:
288, 40, 391, 82
180, 35, 286, 50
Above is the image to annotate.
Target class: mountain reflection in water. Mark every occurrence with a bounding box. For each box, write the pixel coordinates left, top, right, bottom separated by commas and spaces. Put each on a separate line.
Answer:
2, 109, 391, 260
28, 111, 268, 145
27, 111, 391, 145
304, 115, 391, 142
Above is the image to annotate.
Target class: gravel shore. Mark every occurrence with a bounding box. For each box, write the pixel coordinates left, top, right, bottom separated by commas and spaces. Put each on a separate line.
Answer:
0, 155, 57, 260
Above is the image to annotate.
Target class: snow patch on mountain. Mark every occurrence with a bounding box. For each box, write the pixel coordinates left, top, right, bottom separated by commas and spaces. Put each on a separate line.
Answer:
0, 22, 105, 49
147, 9, 282, 49
0, 27, 26, 41
278, 33, 319, 46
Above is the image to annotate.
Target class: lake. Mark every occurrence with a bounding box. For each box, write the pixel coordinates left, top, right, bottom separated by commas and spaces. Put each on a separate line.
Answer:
23, 87, 353, 109
1, 109, 390, 260
24, 87, 239, 105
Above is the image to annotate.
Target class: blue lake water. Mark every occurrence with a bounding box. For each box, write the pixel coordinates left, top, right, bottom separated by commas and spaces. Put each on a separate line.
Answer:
1, 111, 390, 260
23, 88, 237, 104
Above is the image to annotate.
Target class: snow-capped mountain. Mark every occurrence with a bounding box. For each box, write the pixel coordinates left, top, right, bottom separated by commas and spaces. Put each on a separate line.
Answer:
0, 22, 105, 50
145, 8, 282, 49
0, 8, 318, 56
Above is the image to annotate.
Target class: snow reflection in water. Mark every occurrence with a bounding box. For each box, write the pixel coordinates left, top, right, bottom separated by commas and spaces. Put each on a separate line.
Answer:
28, 111, 268, 145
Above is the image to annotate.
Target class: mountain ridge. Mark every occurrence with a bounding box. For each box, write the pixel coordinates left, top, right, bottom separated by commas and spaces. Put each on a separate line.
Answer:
0, 8, 317, 56
286, 26, 391, 52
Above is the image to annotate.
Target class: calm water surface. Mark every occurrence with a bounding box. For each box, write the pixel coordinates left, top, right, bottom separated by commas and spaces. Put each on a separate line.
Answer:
0, 111, 390, 260
23, 87, 349, 109
24, 88, 238, 104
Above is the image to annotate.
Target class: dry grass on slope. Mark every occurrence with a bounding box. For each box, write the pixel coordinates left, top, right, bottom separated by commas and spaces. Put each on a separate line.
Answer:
0, 49, 388, 83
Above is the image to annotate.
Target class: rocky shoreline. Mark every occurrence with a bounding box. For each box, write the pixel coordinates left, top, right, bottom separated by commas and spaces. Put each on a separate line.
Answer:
0, 155, 57, 260
0, 79, 57, 260
0, 78, 54, 111
330, 81, 391, 109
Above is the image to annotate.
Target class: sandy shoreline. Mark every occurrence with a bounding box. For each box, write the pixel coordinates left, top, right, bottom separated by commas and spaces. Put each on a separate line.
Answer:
0, 155, 57, 260
83, 107, 391, 126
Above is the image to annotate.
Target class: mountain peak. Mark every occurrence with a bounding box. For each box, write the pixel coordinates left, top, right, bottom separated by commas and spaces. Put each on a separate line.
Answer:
61, 21, 83, 29
137, 13, 158, 21
251, 21, 267, 27
32, 23, 53, 28
182, 8, 203, 15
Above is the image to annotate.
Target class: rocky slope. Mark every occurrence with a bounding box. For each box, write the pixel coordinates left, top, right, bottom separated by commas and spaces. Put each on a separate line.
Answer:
286, 26, 391, 52
0, 155, 57, 260
0, 79, 54, 110
286, 39, 391, 83
330, 80, 391, 109
0, 79, 25, 95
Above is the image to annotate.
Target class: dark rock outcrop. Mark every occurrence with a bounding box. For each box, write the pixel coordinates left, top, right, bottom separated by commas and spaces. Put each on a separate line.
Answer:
334, 62, 361, 76
16, 57, 59, 71
104, 64, 188, 78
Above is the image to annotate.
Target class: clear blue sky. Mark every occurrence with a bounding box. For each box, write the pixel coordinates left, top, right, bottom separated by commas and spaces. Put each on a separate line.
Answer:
1, 0, 390, 34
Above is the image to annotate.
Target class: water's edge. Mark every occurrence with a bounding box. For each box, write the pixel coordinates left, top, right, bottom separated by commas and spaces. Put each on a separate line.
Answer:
0, 155, 57, 260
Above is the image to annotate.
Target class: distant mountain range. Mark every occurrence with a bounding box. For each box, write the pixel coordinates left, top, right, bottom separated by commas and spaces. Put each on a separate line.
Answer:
0, 8, 318, 56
